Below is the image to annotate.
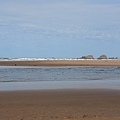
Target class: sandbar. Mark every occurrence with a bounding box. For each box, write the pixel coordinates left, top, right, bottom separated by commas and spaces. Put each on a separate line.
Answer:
0, 60, 120, 66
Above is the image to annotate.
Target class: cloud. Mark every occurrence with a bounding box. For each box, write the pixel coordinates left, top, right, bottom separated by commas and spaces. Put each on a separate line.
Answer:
0, 0, 120, 57
85, 0, 120, 5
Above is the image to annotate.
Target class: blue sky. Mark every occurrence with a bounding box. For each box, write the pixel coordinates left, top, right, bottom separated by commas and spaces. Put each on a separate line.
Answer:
0, 0, 120, 58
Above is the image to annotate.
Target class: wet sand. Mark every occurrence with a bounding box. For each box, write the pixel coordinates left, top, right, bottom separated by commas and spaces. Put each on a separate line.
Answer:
0, 60, 120, 66
0, 89, 120, 120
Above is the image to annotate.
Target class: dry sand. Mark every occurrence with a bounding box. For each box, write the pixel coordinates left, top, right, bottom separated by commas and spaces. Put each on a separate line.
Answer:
0, 89, 120, 120
0, 60, 120, 66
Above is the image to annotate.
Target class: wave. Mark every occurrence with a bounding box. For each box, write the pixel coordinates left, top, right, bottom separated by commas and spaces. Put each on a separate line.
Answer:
0, 58, 95, 61
0, 58, 119, 61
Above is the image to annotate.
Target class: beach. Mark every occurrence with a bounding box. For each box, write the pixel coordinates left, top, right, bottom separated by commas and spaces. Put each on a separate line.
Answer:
0, 60, 120, 120
0, 89, 120, 120
1, 0, 120, 119
0, 59, 120, 66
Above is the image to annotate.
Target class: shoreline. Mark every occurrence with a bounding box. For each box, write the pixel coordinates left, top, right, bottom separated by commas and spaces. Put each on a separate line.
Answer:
0, 89, 120, 120
0, 80, 120, 91
0, 59, 120, 66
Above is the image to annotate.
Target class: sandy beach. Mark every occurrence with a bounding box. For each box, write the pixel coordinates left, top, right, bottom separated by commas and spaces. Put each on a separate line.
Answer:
0, 60, 120, 66
0, 61, 120, 120
0, 89, 120, 120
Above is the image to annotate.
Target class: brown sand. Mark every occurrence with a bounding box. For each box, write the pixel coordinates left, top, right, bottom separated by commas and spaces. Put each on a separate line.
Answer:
0, 89, 120, 120
0, 60, 120, 66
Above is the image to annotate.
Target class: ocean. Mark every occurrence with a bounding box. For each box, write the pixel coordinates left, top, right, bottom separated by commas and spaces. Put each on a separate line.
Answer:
0, 66, 120, 91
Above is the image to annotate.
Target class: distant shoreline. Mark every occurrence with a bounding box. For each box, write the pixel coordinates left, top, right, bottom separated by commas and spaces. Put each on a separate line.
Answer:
0, 59, 120, 66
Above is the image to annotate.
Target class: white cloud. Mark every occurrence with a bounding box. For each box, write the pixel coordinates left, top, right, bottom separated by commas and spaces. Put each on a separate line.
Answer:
18, 23, 40, 30
0, 0, 120, 57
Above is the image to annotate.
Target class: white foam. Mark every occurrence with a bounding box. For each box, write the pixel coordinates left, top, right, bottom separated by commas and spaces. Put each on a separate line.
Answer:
0, 58, 119, 61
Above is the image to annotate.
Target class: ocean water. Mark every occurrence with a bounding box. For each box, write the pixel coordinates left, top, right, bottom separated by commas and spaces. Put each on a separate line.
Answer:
0, 66, 120, 90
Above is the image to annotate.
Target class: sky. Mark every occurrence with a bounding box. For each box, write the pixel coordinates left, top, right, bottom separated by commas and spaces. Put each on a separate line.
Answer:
0, 0, 120, 58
